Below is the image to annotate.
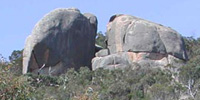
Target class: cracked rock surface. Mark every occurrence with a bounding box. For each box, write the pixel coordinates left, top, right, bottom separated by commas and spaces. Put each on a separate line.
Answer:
23, 8, 97, 75
92, 14, 187, 70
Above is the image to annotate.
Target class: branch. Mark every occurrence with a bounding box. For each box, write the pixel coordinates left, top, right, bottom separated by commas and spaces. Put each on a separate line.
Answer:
38, 64, 45, 75
48, 66, 55, 76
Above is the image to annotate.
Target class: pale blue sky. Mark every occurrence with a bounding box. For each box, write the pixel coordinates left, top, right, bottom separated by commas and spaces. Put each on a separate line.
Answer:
0, 0, 200, 59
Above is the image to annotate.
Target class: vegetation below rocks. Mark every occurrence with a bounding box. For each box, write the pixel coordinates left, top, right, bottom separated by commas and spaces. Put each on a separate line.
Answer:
0, 64, 183, 100
0, 36, 200, 100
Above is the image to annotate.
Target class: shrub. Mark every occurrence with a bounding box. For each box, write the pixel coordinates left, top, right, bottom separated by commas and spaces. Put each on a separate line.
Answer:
0, 65, 34, 99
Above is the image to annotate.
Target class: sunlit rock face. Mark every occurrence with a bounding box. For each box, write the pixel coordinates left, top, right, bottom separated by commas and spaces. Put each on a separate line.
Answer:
92, 14, 187, 70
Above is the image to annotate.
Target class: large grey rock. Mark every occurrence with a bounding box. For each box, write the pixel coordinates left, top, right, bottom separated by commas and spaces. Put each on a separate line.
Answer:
23, 8, 97, 75
92, 14, 187, 70
106, 14, 187, 60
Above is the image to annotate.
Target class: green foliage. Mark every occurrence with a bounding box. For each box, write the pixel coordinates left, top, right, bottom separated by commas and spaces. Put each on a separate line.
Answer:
0, 64, 180, 100
9, 50, 23, 75
149, 84, 177, 100
0, 54, 8, 68
181, 37, 200, 83
183, 37, 200, 58
0, 66, 35, 99
96, 31, 106, 48
9, 50, 23, 65
178, 37, 200, 99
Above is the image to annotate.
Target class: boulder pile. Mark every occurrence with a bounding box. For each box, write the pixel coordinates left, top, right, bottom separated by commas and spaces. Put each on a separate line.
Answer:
92, 14, 187, 70
23, 8, 188, 75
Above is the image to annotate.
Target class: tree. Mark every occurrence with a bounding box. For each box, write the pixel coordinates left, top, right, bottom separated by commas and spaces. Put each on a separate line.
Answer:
0, 54, 6, 65
183, 37, 200, 59
0, 54, 8, 69
180, 37, 200, 99
9, 49, 23, 75
9, 50, 23, 65
96, 31, 107, 48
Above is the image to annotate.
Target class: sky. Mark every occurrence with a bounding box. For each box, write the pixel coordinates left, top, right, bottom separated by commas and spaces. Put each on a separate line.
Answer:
0, 0, 200, 60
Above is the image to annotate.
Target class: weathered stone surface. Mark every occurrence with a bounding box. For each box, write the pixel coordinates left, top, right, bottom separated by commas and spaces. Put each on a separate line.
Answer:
92, 53, 130, 70
106, 14, 187, 60
92, 52, 168, 70
95, 49, 109, 57
92, 14, 187, 70
83, 13, 98, 33
23, 8, 97, 75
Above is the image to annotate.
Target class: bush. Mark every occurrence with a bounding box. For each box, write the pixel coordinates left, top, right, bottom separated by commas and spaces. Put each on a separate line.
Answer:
0, 66, 34, 99
96, 32, 106, 48
0, 64, 184, 100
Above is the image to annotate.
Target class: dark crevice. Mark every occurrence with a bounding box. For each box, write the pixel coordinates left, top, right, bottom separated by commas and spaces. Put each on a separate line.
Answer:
109, 14, 123, 22
30, 50, 40, 72
123, 33, 126, 44
155, 26, 167, 53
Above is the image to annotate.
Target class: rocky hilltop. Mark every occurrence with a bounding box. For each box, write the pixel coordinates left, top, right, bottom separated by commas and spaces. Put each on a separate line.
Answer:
23, 8, 187, 75
2, 8, 200, 100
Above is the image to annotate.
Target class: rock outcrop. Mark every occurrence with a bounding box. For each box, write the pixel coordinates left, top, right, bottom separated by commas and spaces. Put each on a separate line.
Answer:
23, 8, 97, 75
92, 14, 187, 70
